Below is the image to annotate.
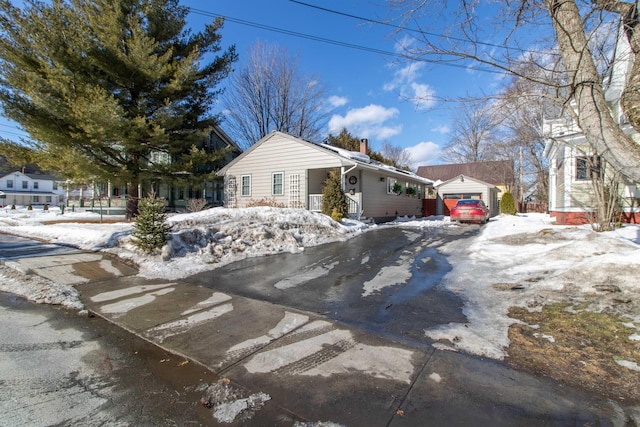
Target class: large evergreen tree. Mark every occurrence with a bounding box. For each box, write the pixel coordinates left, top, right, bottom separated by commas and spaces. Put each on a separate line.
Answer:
0, 0, 237, 218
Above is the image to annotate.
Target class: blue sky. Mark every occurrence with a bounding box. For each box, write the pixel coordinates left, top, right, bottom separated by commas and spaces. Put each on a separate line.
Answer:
192, 0, 503, 168
1, 0, 510, 169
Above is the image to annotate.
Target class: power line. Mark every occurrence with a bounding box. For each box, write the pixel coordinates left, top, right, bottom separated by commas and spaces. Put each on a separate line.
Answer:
0, 123, 28, 139
288, 0, 533, 54
187, 7, 506, 75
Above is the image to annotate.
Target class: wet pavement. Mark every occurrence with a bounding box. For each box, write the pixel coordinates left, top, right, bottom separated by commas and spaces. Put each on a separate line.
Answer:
187, 227, 468, 347
0, 231, 633, 426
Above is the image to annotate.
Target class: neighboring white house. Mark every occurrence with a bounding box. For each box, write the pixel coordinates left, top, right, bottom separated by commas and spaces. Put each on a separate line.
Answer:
543, 21, 639, 225
217, 131, 434, 223
433, 174, 501, 218
0, 171, 66, 207
64, 124, 242, 213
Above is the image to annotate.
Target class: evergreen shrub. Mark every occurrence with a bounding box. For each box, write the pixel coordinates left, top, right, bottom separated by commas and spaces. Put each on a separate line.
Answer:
322, 170, 348, 221
132, 192, 172, 253
501, 192, 517, 215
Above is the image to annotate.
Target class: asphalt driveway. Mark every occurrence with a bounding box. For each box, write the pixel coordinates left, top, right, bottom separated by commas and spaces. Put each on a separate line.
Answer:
186, 226, 471, 347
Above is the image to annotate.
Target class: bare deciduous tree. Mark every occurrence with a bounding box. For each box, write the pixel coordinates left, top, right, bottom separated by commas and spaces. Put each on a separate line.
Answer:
441, 100, 497, 163
381, 142, 412, 169
221, 42, 329, 149
493, 75, 550, 204
387, 0, 640, 182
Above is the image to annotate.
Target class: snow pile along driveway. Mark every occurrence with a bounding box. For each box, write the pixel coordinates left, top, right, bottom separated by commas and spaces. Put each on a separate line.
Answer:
427, 214, 640, 360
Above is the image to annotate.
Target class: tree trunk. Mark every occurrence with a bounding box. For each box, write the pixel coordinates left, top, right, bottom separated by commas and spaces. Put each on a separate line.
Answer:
545, 0, 640, 183
126, 181, 139, 221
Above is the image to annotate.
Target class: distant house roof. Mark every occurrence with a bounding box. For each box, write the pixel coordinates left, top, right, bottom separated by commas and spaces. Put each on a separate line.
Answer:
416, 160, 514, 186
0, 171, 62, 182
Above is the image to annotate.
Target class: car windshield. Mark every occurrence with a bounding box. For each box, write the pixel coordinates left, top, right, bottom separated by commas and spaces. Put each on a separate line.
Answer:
456, 200, 481, 206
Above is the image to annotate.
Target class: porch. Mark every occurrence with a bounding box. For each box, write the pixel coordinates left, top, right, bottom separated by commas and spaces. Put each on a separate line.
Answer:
309, 193, 362, 220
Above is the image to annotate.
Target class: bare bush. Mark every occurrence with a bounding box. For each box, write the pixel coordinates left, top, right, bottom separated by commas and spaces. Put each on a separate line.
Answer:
246, 197, 287, 208
187, 198, 207, 212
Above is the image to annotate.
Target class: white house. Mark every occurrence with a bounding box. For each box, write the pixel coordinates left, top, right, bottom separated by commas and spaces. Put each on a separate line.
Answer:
0, 171, 66, 207
217, 131, 434, 223
543, 21, 639, 225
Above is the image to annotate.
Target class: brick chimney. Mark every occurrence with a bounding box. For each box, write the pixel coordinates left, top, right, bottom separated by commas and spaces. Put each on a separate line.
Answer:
360, 138, 368, 155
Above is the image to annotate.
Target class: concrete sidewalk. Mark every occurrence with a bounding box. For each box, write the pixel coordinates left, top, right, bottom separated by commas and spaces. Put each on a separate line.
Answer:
1, 234, 630, 426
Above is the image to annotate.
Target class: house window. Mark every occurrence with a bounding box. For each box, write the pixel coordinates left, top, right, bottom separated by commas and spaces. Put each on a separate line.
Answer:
241, 175, 251, 196
33, 196, 40, 202
45, 196, 52, 203
53, 182, 58, 190
33, 182, 39, 189
6, 179, 13, 189
272, 172, 284, 195
22, 181, 28, 189
576, 156, 601, 181
387, 177, 398, 194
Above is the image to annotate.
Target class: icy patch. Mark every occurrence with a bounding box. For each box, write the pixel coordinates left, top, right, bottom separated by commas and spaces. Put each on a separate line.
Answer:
429, 372, 442, 383
274, 262, 338, 289
181, 292, 232, 315
213, 392, 271, 423
99, 287, 175, 315
362, 252, 413, 297
534, 333, 556, 343
90, 283, 176, 302
294, 422, 346, 427
98, 259, 124, 277
0, 265, 84, 310
244, 328, 353, 374
615, 359, 640, 371
227, 311, 309, 354
302, 343, 415, 383
629, 333, 640, 341
146, 303, 234, 343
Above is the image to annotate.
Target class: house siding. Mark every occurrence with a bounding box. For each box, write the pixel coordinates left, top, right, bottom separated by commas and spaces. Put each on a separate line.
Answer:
361, 170, 424, 221
223, 133, 343, 208
436, 176, 500, 217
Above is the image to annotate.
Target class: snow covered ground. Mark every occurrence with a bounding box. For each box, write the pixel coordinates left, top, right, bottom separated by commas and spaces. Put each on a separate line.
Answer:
1, 205, 639, 362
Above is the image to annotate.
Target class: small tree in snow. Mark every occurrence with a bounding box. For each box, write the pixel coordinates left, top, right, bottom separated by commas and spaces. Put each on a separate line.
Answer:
132, 192, 171, 253
322, 170, 348, 221
501, 192, 517, 215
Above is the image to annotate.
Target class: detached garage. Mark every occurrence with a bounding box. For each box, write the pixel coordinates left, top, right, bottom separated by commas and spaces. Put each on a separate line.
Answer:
436, 174, 500, 218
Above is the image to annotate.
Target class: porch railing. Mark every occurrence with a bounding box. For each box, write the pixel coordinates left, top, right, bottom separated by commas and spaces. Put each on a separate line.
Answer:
308, 193, 361, 219
309, 194, 323, 212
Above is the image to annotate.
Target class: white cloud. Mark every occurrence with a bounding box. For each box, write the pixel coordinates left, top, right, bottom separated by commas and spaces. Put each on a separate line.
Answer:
328, 104, 402, 140
431, 125, 450, 134
407, 82, 436, 110
405, 141, 441, 170
384, 62, 435, 110
327, 95, 348, 108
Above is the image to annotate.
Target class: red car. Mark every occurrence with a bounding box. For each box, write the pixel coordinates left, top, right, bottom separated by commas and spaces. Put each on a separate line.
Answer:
450, 199, 490, 224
